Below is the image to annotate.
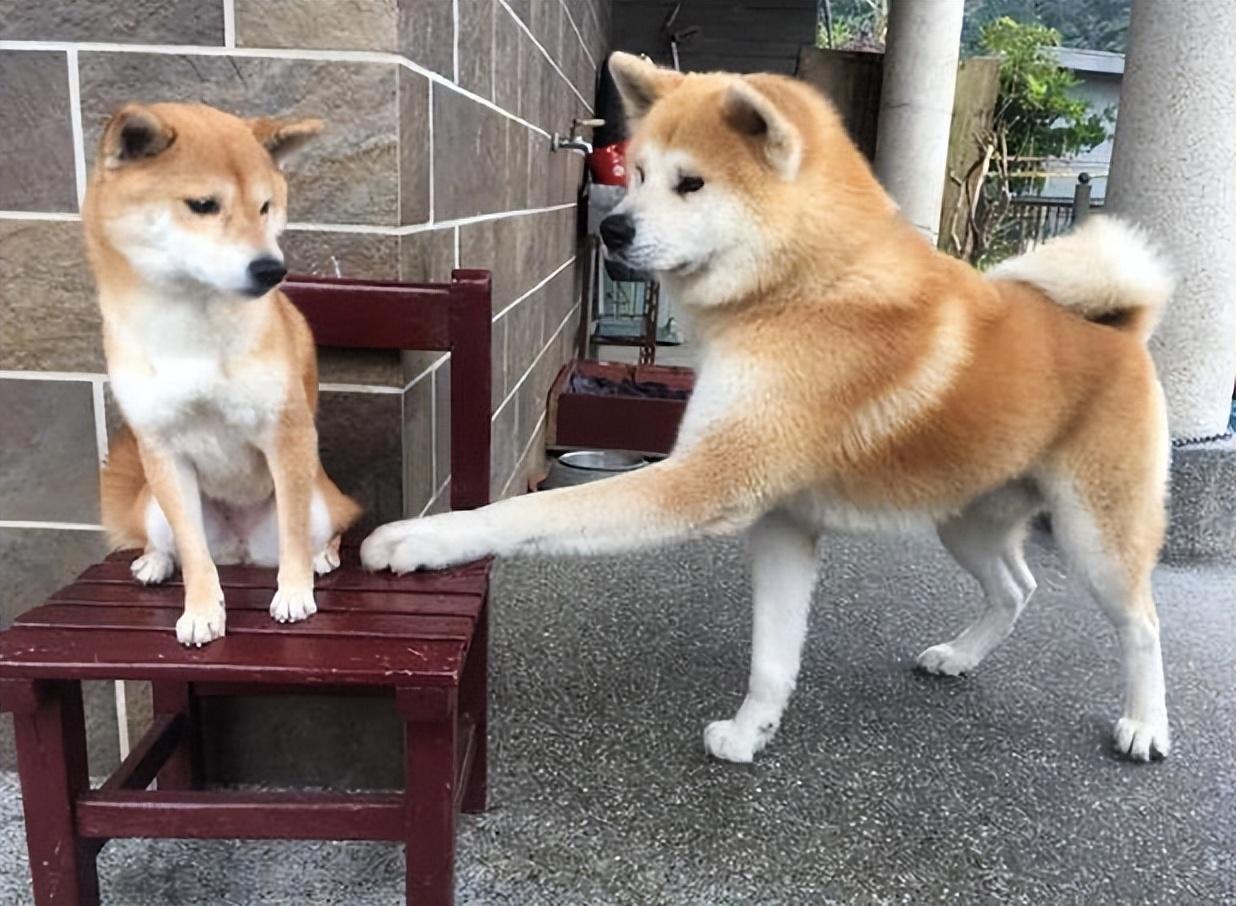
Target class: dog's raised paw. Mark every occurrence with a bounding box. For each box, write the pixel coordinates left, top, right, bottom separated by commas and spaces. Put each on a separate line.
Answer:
313, 546, 341, 575
270, 587, 317, 623
1114, 716, 1170, 762
915, 643, 977, 677
131, 551, 175, 585
176, 603, 226, 647
704, 720, 760, 763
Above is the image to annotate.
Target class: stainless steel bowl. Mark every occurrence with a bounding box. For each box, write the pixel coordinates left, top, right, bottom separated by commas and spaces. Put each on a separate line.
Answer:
541, 450, 649, 489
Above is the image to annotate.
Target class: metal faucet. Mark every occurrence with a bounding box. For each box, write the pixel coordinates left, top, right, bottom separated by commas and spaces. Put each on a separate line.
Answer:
552, 118, 604, 155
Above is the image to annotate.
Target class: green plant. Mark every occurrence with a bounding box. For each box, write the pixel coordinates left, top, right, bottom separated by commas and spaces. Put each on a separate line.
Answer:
947, 17, 1112, 266
981, 16, 1109, 193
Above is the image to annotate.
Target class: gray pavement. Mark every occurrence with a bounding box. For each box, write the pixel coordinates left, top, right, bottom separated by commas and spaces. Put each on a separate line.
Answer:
1, 531, 1232, 904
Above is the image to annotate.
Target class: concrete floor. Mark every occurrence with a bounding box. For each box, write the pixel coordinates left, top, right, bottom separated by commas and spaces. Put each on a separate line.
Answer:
1, 531, 1233, 904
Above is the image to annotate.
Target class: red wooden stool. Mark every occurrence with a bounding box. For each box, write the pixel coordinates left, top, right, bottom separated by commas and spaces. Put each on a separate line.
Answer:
0, 270, 493, 906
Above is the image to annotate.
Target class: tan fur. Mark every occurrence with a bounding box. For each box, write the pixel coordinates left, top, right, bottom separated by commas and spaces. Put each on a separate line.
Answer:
89, 102, 360, 644
362, 56, 1175, 760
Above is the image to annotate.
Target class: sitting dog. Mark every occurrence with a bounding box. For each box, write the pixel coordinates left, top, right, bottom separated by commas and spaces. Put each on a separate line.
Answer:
363, 54, 1174, 762
88, 102, 360, 646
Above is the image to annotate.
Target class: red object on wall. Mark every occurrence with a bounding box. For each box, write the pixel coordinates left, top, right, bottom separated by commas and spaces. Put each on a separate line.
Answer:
588, 141, 629, 186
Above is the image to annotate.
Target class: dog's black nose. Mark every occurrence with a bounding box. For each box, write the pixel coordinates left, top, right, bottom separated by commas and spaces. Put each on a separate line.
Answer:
247, 256, 287, 294
600, 214, 636, 251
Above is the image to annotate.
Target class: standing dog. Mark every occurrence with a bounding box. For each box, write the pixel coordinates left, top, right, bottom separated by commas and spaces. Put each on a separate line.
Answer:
362, 55, 1174, 762
88, 102, 360, 646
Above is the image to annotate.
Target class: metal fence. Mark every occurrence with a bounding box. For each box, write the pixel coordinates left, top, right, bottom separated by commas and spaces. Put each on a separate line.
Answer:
1006, 174, 1103, 255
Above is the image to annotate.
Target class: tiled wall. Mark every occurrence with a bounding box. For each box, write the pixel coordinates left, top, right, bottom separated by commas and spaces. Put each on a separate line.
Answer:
0, 0, 611, 776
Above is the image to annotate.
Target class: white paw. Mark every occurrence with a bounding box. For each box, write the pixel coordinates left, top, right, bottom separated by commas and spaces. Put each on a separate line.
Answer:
1114, 716, 1171, 762
703, 719, 772, 763
361, 513, 487, 573
131, 551, 175, 585
312, 545, 341, 575
176, 602, 226, 647
269, 586, 318, 623
915, 642, 978, 677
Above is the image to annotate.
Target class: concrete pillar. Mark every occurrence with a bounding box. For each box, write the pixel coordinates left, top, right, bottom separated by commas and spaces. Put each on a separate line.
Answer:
873, 0, 965, 241
1105, 0, 1236, 441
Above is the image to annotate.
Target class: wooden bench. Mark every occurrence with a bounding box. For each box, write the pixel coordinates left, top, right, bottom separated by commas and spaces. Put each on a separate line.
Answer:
0, 269, 493, 906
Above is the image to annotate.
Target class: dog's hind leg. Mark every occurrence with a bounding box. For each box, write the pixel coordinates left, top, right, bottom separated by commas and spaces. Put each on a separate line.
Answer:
130, 494, 177, 585
1041, 472, 1169, 761
917, 486, 1041, 676
1040, 377, 1169, 761
704, 511, 818, 763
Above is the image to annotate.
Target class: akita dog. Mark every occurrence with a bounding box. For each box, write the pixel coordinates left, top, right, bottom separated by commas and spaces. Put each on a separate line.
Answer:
88, 103, 360, 646
363, 54, 1175, 762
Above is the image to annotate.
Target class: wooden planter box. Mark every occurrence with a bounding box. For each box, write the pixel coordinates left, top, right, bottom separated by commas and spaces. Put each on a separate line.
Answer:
546, 359, 694, 457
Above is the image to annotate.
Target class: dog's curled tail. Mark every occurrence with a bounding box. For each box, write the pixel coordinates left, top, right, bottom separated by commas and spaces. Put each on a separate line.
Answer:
988, 215, 1174, 343
100, 425, 149, 551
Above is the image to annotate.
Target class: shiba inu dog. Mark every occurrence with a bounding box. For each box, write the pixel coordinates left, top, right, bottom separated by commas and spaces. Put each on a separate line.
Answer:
363, 54, 1175, 762
87, 102, 360, 646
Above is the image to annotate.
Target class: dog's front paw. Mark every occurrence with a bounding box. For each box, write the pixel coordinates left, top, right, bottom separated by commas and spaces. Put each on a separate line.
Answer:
176, 600, 226, 647
131, 551, 175, 585
270, 586, 317, 623
914, 642, 977, 677
361, 512, 488, 573
704, 719, 767, 763
1114, 716, 1170, 762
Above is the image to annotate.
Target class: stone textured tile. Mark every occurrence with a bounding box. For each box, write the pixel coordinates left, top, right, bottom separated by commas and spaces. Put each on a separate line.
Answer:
434, 361, 452, 487
402, 373, 435, 515
493, 11, 523, 115
433, 86, 507, 221
526, 127, 550, 208
425, 479, 451, 514
201, 695, 403, 788
0, 52, 77, 212
504, 294, 544, 396
78, 53, 399, 226
236, 0, 398, 51
0, 0, 223, 43
317, 389, 403, 531
490, 392, 517, 499
398, 0, 454, 80
283, 230, 401, 280
458, 0, 495, 100
506, 0, 531, 25
399, 227, 456, 283
0, 379, 100, 523
317, 349, 404, 387
0, 527, 117, 775
504, 120, 531, 211
491, 315, 508, 412
519, 31, 547, 129
0, 220, 101, 373
398, 68, 431, 226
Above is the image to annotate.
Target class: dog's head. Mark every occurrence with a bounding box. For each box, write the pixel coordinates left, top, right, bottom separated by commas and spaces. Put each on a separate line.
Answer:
601, 53, 890, 308
84, 102, 322, 298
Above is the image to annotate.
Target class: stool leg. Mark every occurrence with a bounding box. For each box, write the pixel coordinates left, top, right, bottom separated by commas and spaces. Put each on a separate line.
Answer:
11, 680, 100, 905
151, 681, 201, 790
460, 598, 488, 814
401, 688, 458, 906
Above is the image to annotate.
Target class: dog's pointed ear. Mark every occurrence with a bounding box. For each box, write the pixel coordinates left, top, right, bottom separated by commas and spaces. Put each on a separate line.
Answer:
100, 104, 176, 168
608, 52, 684, 123
722, 82, 802, 180
248, 116, 324, 167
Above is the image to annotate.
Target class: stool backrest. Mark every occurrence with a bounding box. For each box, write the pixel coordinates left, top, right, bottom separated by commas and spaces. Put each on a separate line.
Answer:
282, 270, 492, 511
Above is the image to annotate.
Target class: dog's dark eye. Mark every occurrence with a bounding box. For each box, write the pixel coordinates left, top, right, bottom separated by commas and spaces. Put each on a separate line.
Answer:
260, 200, 271, 215
676, 176, 704, 195
635, 166, 645, 184
185, 197, 219, 215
